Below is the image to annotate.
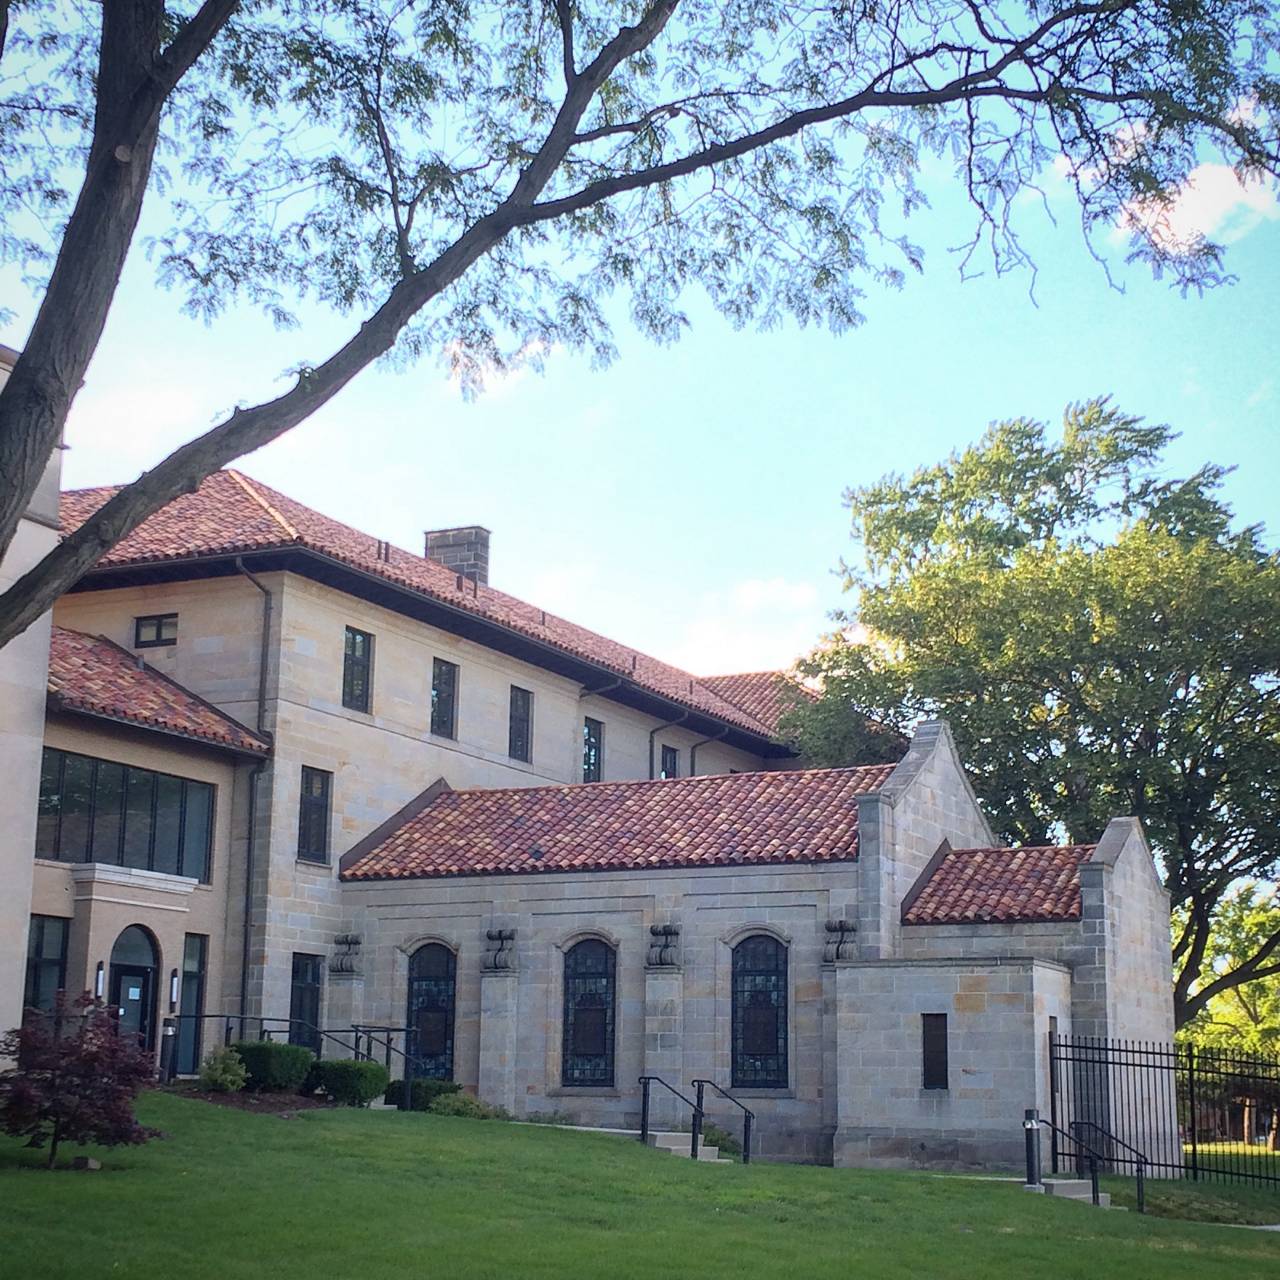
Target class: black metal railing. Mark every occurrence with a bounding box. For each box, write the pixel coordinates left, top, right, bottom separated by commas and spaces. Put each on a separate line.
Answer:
638, 1076, 703, 1159
1070, 1119, 1147, 1214
1050, 1033, 1280, 1187
1035, 1114, 1106, 1207
691, 1078, 754, 1164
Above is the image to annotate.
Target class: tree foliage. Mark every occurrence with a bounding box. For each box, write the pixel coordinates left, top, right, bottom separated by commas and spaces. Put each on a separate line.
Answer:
0, 993, 160, 1168
0, 1, 1278, 643
786, 401, 1280, 1028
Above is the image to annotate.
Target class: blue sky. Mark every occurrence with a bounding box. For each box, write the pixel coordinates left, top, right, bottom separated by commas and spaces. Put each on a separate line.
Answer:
3, 157, 1277, 677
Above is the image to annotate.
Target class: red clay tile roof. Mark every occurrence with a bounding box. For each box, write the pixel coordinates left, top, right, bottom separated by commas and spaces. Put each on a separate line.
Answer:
701, 671, 814, 736
61, 472, 775, 739
47, 626, 270, 755
901, 843, 1097, 925
342, 763, 896, 881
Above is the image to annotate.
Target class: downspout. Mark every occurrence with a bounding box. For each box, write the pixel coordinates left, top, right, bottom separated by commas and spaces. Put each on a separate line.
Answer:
688, 726, 729, 778
235, 558, 274, 1021
648, 711, 690, 779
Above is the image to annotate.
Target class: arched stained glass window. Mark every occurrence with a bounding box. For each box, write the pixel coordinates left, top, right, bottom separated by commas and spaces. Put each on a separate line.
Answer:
731, 934, 788, 1089
407, 943, 456, 1080
561, 939, 615, 1087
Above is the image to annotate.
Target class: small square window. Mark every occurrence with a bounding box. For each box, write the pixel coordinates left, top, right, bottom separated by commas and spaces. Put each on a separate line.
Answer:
134, 613, 178, 648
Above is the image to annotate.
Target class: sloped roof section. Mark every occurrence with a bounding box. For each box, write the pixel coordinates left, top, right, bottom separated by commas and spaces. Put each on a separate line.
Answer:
47, 626, 270, 755
901, 842, 1097, 926
61, 472, 775, 738
342, 763, 896, 882
702, 671, 815, 737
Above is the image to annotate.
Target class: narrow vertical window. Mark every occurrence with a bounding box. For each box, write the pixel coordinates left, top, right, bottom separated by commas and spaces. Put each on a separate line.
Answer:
134, 613, 178, 648
23, 915, 68, 1013
176, 934, 208, 1075
660, 744, 679, 779
732, 934, 788, 1089
289, 953, 324, 1053
407, 944, 457, 1080
582, 717, 604, 782
922, 1013, 949, 1090
562, 939, 616, 1087
431, 657, 459, 738
297, 766, 332, 863
342, 626, 374, 713
508, 685, 533, 763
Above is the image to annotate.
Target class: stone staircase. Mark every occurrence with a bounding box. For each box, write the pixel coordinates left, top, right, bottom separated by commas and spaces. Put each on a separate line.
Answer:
645, 1131, 731, 1163
1040, 1178, 1112, 1208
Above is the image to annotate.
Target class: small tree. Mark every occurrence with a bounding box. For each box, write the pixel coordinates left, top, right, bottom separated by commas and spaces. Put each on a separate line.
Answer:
0, 993, 160, 1169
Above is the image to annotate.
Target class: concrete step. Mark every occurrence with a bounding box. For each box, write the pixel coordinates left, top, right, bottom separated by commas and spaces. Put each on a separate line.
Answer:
1042, 1179, 1110, 1207
646, 1132, 728, 1162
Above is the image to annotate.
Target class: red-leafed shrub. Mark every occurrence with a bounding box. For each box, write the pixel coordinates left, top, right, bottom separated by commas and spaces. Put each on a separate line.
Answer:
0, 992, 160, 1168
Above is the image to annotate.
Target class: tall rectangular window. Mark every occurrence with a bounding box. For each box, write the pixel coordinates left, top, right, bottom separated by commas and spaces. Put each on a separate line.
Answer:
922, 1013, 949, 1090
431, 658, 459, 739
583, 717, 604, 782
289, 953, 324, 1054
297, 766, 332, 863
342, 626, 374, 713
134, 613, 178, 648
34, 748, 214, 882
508, 686, 533, 762
176, 934, 208, 1075
23, 915, 68, 1013
660, 744, 679, 779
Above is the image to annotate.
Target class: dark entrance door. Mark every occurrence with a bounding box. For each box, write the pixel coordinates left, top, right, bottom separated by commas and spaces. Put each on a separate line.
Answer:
289, 954, 324, 1053
109, 926, 159, 1051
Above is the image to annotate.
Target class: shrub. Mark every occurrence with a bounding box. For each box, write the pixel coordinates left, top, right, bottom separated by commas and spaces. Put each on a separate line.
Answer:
392, 1078, 462, 1112
313, 1060, 390, 1107
429, 1092, 508, 1120
230, 1041, 315, 1092
0, 993, 159, 1168
701, 1121, 743, 1160
198, 1045, 247, 1094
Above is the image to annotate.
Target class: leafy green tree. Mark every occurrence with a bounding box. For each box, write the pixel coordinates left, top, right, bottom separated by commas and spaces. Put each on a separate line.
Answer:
1, 2, 1279, 645
787, 401, 1280, 1028
1178, 884, 1280, 1054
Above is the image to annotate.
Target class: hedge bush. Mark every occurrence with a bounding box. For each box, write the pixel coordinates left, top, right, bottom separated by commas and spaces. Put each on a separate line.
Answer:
314, 1060, 390, 1107
392, 1078, 462, 1112
198, 1045, 247, 1094
429, 1092, 508, 1120
230, 1041, 315, 1092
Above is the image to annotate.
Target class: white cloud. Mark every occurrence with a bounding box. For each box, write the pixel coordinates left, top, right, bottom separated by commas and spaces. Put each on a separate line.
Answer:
1118, 163, 1280, 253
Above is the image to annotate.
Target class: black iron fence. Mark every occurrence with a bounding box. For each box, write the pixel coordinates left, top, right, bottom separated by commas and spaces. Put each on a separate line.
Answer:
1050, 1034, 1280, 1187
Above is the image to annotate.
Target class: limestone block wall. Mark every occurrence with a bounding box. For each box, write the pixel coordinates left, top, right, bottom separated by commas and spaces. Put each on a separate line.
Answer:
831, 957, 1072, 1170
347, 860, 861, 1161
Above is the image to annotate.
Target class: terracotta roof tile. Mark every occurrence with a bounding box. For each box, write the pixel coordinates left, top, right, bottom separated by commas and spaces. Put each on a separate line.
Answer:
47, 626, 269, 755
701, 671, 814, 736
901, 843, 1096, 926
61, 473, 775, 738
341, 763, 896, 882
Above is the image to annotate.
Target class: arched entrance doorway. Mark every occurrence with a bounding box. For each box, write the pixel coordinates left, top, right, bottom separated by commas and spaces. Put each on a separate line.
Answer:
406, 944, 456, 1079
110, 925, 159, 1051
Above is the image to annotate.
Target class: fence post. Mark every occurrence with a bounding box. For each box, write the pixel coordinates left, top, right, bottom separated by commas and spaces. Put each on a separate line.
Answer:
1186, 1042, 1199, 1183
743, 1111, 753, 1166
639, 1078, 651, 1146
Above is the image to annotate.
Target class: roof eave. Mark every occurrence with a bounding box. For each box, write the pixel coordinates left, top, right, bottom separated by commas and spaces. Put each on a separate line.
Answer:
46, 695, 271, 759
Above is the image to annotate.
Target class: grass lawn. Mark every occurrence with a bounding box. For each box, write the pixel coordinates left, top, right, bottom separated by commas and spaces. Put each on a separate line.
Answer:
1, 1092, 1278, 1280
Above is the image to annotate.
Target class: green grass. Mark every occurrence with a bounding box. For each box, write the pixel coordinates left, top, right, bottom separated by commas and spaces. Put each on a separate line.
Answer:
1, 1093, 1278, 1280
1107, 1175, 1280, 1224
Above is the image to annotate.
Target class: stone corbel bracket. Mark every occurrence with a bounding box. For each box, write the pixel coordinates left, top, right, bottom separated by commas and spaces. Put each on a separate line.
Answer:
482, 928, 517, 972
646, 923, 681, 969
330, 933, 362, 975
823, 919, 857, 964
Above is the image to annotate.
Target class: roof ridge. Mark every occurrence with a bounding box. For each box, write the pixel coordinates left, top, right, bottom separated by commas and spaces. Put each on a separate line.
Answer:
436, 762, 893, 802
226, 469, 300, 539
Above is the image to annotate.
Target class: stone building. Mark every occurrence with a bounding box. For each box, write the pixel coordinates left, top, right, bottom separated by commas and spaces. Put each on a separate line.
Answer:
1, 466, 1176, 1168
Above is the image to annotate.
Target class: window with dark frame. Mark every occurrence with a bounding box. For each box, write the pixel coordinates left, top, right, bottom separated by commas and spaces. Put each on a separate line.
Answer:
407, 943, 457, 1080
660, 744, 679, 779
731, 934, 789, 1089
35, 747, 214, 881
342, 626, 374, 713
133, 613, 178, 648
561, 939, 616, 1087
297, 766, 332, 863
922, 1013, 949, 1090
175, 933, 208, 1075
288, 953, 324, 1054
582, 717, 604, 782
508, 686, 533, 763
430, 657, 459, 738
23, 915, 68, 1013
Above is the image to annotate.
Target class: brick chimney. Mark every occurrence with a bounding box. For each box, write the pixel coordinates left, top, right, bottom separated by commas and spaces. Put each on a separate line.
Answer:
425, 525, 491, 585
